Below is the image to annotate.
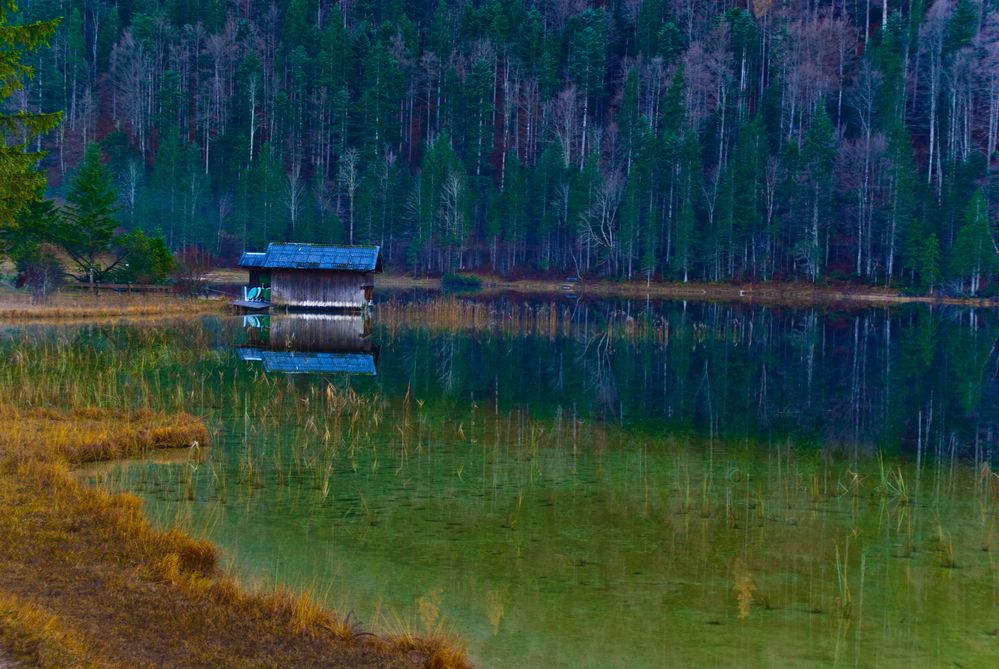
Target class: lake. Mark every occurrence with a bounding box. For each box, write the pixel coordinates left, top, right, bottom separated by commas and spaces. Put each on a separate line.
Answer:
6, 296, 997, 668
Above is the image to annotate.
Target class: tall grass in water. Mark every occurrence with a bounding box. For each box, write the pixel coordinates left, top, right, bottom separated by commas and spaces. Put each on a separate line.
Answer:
0, 323, 214, 412
376, 297, 674, 345
0, 322, 474, 669
875, 452, 910, 503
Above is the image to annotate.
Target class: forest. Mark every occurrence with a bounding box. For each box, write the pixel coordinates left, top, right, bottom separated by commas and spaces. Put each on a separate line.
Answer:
7, 0, 999, 292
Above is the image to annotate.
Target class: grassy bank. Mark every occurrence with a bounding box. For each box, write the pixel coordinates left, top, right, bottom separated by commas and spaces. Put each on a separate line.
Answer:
0, 405, 471, 668
0, 291, 227, 321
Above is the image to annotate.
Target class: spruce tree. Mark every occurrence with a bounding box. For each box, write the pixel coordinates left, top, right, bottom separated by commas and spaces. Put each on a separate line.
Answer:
59, 143, 121, 282
801, 105, 835, 281
949, 190, 998, 296
920, 234, 942, 293
672, 201, 696, 282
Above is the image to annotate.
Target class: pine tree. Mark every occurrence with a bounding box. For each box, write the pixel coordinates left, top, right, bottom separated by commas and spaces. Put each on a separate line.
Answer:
801, 105, 835, 281
888, 123, 917, 284
0, 0, 61, 230
672, 201, 696, 282
943, 0, 978, 56
726, 116, 766, 277
58, 143, 121, 282
567, 10, 608, 166
615, 69, 649, 176
1, 197, 57, 259
463, 57, 494, 177
920, 233, 941, 293
636, 0, 664, 57
673, 132, 703, 280
949, 190, 998, 296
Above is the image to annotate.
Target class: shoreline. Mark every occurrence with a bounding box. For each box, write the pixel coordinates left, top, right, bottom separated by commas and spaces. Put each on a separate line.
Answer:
0, 275, 992, 322
374, 274, 998, 308
0, 405, 470, 668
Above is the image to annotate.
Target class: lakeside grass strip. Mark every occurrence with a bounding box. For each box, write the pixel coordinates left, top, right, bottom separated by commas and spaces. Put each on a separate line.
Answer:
0, 293, 226, 321
0, 406, 472, 669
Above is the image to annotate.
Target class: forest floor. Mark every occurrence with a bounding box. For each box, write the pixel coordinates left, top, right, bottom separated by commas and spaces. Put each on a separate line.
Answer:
0, 405, 470, 669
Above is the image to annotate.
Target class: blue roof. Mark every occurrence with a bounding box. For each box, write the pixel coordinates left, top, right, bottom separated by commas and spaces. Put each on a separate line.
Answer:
239, 244, 381, 272
238, 348, 377, 375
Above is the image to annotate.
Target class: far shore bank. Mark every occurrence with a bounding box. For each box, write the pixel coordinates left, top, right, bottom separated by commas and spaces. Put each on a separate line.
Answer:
372, 273, 998, 308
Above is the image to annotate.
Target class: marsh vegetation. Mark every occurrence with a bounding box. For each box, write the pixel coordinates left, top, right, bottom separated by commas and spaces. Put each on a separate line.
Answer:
2, 296, 997, 667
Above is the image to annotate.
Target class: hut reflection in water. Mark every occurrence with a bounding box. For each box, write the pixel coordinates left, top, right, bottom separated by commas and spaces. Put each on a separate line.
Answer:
237, 314, 377, 375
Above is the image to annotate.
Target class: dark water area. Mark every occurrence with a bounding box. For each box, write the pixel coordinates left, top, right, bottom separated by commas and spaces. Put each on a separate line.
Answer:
5, 297, 997, 667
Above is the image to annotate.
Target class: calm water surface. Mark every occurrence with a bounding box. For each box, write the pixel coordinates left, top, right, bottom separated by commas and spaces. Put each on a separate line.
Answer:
18, 297, 998, 668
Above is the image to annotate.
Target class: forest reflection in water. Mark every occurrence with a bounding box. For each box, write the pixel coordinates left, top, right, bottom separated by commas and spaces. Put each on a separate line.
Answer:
364, 297, 998, 463
56, 297, 999, 667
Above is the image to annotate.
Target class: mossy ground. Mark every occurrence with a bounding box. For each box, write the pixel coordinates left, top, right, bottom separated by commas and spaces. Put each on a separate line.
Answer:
0, 406, 471, 668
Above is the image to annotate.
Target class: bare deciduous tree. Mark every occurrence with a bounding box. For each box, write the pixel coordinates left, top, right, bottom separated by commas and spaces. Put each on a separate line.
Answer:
284, 163, 305, 235
337, 148, 360, 244
578, 170, 624, 273
118, 159, 142, 225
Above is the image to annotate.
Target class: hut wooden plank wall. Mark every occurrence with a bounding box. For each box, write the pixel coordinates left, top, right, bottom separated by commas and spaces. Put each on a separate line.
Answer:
239, 244, 381, 310
272, 268, 372, 309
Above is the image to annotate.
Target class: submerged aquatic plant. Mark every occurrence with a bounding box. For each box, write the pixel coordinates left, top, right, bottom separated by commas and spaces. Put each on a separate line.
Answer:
876, 452, 910, 503
732, 558, 757, 619
834, 542, 853, 620
937, 524, 958, 569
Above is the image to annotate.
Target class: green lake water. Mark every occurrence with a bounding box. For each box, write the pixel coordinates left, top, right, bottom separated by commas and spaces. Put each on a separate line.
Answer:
6, 297, 998, 667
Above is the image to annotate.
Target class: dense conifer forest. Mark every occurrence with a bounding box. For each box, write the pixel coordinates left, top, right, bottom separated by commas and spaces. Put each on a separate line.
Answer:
9, 0, 999, 292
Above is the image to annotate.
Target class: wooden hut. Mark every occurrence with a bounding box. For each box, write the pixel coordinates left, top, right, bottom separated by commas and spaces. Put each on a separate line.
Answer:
237, 243, 381, 310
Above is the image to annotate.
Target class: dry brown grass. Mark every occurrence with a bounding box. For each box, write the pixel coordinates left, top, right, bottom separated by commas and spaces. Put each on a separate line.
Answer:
0, 405, 473, 669
0, 291, 225, 321
0, 593, 90, 668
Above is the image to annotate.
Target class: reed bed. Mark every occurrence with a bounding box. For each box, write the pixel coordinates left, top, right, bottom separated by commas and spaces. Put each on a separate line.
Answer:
0, 330, 473, 667
376, 296, 674, 345
373, 296, 785, 351
129, 386, 998, 645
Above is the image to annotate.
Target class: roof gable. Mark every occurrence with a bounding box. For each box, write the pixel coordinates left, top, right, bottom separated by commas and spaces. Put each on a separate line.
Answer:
239, 252, 267, 267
